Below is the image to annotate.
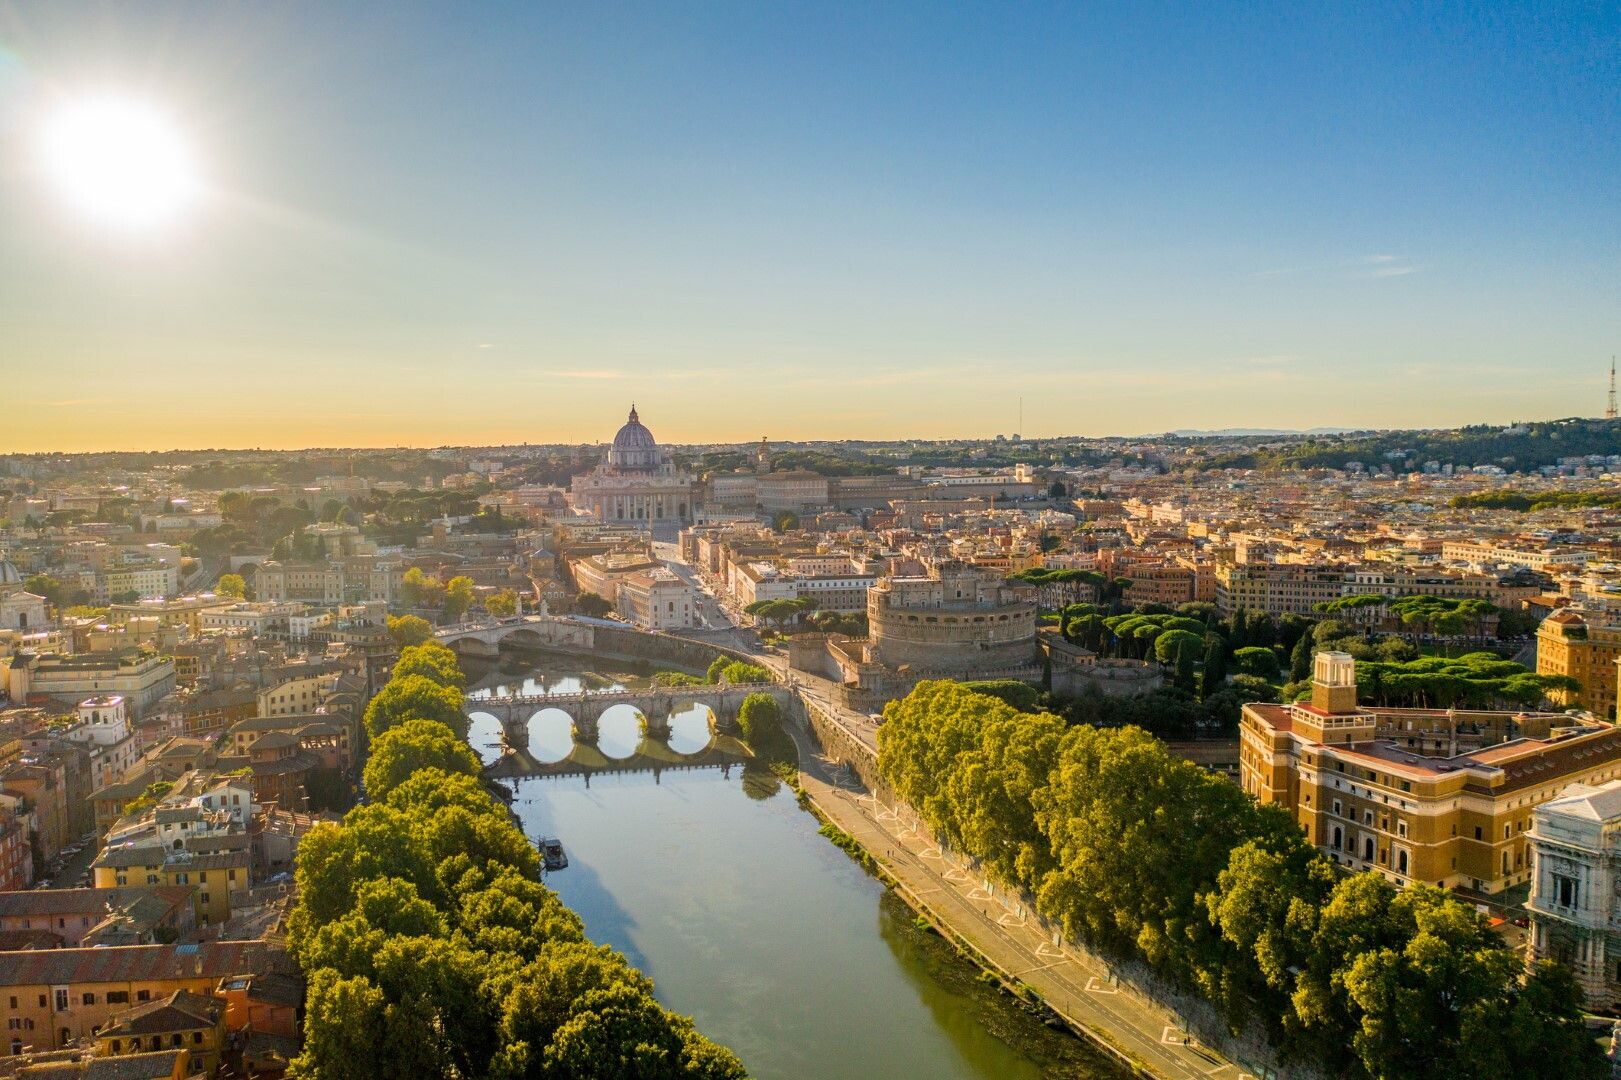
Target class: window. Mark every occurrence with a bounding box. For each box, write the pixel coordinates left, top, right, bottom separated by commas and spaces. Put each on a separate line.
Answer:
105, 992, 128, 1005
1397, 820, 1408, 838
111, 1039, 122, 1053
1553, 872, 1578, 908
1397, 849, 1409, 875
54, 989, 68, 1012
81, 993, 94, 1006
1363, 837, 1375, 861
136, 991, 149, 1002
1474, 826, 1483, 841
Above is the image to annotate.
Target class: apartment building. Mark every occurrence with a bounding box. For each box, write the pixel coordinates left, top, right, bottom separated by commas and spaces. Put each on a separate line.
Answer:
1441, 541, 1595, 571
1536, 608, 1621, 718
1215, 560, 1346, 616
1241, 652, 1621, 896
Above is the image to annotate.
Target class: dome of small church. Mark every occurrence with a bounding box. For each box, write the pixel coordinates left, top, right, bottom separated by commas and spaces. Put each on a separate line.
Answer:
612, 405, 657, 452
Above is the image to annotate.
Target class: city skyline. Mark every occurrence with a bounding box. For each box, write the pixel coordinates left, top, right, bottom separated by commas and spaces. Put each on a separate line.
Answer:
3, 3, 1618, 451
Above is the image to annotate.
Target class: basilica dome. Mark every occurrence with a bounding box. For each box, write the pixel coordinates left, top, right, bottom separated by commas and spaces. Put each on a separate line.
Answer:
606, 405, 664, 471
612, 405, 657, 452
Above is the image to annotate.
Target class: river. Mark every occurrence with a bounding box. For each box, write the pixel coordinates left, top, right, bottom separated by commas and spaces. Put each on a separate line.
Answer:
465, 658, 1126, 1080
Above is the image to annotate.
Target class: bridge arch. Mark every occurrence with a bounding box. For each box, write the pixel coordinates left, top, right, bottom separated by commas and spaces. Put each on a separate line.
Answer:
525, 707, 576, 764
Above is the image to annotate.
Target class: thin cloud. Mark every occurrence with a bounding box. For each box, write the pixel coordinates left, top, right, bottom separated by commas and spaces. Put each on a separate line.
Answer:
552, 370, 626, 380
1355, 254, 1419, 279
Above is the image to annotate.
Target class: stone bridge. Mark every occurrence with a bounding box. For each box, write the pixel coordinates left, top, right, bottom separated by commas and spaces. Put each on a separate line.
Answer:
437, 614, 761, 678
467, 683, 794, 749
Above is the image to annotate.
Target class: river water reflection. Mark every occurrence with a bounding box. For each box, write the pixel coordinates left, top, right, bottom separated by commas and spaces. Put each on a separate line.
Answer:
468, 660, 1126, 1080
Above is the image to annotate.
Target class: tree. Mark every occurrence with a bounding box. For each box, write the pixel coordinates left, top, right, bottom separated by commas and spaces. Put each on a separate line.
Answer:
1153, 628, 1204, 665
736, 692, 779, 743
392, 641, 466, 688
771, 511, 799, 533
363, 722, 481, 800
399, 566, 430, 608
216, 572, 247, 599
387, 614, 434, 649
443, 576, 475, 622
484, 589, 519, 617
1290, 633, 1313, 682
1232, 646, 1282, 682
1202, 634, 1228, 697
363, 674, 467, 740
713, 661, 769, 685
572, 592, 612, 618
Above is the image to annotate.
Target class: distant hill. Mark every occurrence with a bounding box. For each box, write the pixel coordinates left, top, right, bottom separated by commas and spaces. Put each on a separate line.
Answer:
1162, 427, 1363, 438
1196, 418, 1621, 473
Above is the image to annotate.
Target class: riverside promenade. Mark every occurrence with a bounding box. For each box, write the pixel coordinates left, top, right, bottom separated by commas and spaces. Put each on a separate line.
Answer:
773, 665, 1254, 1080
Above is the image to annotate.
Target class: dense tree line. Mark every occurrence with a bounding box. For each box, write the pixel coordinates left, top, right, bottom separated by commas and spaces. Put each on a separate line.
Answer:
877, 681, 1603, 1079
1452, 489, 1621, 512
291, 641, 747, 1078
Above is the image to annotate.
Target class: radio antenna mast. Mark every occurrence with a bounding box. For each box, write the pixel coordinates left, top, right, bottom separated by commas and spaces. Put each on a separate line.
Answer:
1609, 358, 1617, 421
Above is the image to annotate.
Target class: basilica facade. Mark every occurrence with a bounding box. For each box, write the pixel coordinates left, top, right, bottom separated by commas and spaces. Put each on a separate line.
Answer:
569, 406, 697, 524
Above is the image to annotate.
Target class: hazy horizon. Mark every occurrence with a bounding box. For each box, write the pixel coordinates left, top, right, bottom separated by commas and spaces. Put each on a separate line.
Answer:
3, 3, 1617, 452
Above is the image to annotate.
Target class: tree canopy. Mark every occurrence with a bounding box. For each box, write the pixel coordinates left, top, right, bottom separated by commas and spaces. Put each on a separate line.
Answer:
876, 680, 1604, 1080
291, 648, 745, 1079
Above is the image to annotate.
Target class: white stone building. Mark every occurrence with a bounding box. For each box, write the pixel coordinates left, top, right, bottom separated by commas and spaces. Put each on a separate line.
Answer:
1527, 780, 1621, 1009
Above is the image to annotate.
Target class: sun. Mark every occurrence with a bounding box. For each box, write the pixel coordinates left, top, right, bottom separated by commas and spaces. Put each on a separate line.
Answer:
38, 95, 201, 233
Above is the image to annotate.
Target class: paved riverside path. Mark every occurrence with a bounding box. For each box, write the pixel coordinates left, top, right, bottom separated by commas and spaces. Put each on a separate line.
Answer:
792, 736, 1248, 1080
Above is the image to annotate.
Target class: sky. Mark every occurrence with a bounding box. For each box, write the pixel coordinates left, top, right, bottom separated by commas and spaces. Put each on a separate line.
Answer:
1, 2, 1618, 452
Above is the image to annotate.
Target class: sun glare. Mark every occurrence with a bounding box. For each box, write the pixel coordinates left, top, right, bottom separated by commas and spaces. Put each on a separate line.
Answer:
38, 95, 200, 233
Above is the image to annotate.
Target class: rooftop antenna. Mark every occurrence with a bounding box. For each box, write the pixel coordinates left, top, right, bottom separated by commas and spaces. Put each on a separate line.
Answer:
1610, 358, 1618, 421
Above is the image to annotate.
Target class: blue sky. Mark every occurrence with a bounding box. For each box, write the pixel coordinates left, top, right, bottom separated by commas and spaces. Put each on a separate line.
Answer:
1, 2, 1617, 449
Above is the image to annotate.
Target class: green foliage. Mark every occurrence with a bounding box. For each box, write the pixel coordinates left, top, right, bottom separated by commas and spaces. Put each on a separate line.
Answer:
571, 592, 613, 618
293, 651, 745, 1079
735, 692, 779, 744
1232, 646, 1282, 682
959, 679, 1041, 711
387, 614, 434, 649
364, 674, 467, 740
363, 721, 481, 800
876, 680, 1605, 1080
392, 641, 467, 689
705, 658, 769, 685
484, 589, 519, 617
1452, 488, 1621, 512
1204, 418, 1621, 475
1354, 652, 1575, 709
652, 670, 705, 687
443, 575, 476, 622
216, 572, 247, 599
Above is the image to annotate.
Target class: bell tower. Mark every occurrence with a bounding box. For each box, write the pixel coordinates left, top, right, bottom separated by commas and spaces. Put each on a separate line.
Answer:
1311, 651, 1360, 714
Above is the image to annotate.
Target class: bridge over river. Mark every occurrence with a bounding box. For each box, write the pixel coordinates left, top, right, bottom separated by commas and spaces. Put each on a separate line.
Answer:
468, 683, 793, 781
